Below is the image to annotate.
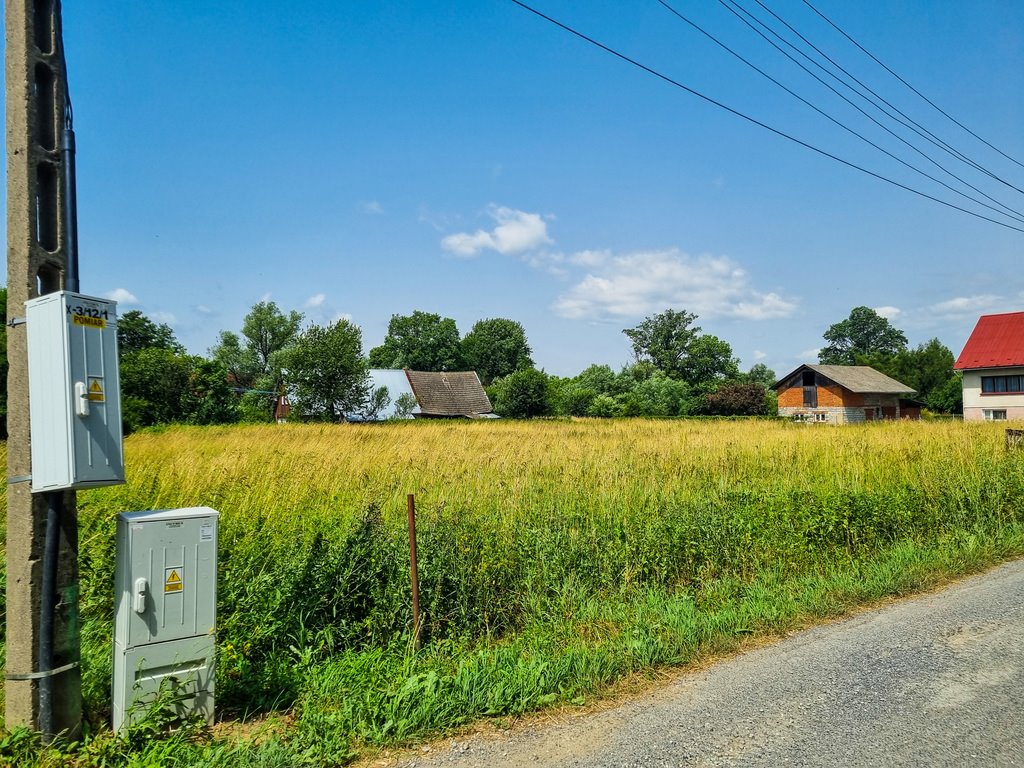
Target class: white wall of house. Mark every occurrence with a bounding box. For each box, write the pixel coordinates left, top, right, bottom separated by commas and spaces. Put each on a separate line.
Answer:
962, 367, 1024, 421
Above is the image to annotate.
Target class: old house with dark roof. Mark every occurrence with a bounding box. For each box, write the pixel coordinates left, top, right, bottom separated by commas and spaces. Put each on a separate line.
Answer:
404, 370, 494, 418
775, 364, 917, 424
954, 311, 1024, 422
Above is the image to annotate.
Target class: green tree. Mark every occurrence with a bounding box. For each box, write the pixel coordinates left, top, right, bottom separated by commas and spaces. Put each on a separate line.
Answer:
680, 334, 740, 389
209, 330, 260, 390
623, 309, 700, 380
461, 318, 533, 385
857, 337, 960, 413
183, 359, 239, 425
282, 319, 369, 422
120, 347, 195, 430
623, 310, 739, 390
117, 309, 183, 355
819, 307, 908, 365
369, 311, 464, 371
744, 363, 777, 389
490, 368, 551, 418
573, 364, 619, 396
242, 301, 303, 374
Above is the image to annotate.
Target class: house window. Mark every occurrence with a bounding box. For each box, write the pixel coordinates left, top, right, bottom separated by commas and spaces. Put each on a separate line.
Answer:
984, 409, 1008, 421
982, 376, 1024, 394
814, 412, 828, 422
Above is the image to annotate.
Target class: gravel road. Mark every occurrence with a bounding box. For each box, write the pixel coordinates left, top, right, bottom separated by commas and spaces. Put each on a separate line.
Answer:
394, 559, 1024, 767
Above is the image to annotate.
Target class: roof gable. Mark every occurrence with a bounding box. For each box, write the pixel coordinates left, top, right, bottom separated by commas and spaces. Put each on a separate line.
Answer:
405, 370, 493, 416
954, 312, 1024, 370
775, 364, 915, 394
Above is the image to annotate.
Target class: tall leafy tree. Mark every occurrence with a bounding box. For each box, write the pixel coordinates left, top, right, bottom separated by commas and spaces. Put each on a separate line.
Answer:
623, 309, 700, 380
461, 318, 534, 385
623, 309, 738, 389
744, 363, 777, 389
210, 330, 260, 389
282, 319, 369, 422
819, 307, 908, 365
117, 309, 184, 355
368, 310, 464, 371
242, 301, 303, 374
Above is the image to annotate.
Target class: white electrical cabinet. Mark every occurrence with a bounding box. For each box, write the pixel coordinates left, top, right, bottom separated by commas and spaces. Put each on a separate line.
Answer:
26, 290, 124, 492
113, 507, 219, 732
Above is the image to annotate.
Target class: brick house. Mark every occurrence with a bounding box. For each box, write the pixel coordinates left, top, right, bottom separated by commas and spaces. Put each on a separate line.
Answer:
954, 311, 1024, 422
775, 364, 917, 424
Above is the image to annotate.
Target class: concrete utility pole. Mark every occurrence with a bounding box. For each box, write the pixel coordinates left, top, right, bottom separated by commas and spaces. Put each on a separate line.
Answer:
5, 0, 81, 737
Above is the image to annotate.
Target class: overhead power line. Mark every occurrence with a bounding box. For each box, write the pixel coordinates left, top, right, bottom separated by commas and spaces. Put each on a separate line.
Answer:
732, 0, 1024, 196
506, 0, 1024, 234
654, 0, 1024, 225
710, 0, 1024, 220
800, 0, 1024, 172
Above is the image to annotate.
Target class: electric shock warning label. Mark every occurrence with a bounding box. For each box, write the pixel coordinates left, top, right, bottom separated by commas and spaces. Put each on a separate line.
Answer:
88, 379, 105, 402
164, 567, 183, 594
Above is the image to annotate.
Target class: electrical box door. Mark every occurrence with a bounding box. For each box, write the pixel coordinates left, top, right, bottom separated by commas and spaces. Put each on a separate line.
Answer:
26, 291, 124, 491
113, 507, 218, 732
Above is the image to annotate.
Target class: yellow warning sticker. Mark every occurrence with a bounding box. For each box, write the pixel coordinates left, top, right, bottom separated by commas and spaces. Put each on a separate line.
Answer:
87, 379, 105, 402
72, 315, 106, 330
164, 567, 183, 594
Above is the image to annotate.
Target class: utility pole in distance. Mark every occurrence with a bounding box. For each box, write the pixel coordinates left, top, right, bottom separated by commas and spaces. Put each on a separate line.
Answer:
5, 0, 81, 737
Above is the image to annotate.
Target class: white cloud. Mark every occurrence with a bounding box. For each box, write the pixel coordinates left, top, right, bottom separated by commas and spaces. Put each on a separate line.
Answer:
874, 306, 902, 319
332, 312, 353, 324
361, 201, 383, 215
305, 293, 326, 308
799, 347, 822, 360
929, 295, 1002, 317
441, 206, 552, 257
552, 249, 798, 321
569, 250, 610, 267
151, 311, 177, 325
753, 350, 766, 360
194, 305, 215, 316
105, 288, 138, 305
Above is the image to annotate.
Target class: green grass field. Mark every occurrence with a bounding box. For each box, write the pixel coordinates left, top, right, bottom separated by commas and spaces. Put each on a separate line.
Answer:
2, 418, 1023, 766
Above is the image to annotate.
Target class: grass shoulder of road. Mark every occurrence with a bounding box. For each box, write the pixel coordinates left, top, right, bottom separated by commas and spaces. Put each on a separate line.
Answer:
5, 527, 1023, 768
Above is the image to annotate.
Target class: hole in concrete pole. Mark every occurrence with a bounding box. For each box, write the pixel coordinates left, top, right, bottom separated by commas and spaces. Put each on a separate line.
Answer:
33, 0, 55, 54
37, 264, 61, 295
35, 162, 59, 252
33, 63, 56, 151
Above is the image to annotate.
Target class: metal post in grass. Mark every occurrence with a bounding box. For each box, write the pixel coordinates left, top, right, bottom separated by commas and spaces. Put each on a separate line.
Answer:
407, 494, 423, 650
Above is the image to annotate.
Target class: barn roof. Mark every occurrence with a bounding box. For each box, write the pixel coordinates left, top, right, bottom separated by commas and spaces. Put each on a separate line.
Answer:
404, 370, 493, 417
954, 312, 1024, 370
775, 364, 916, 394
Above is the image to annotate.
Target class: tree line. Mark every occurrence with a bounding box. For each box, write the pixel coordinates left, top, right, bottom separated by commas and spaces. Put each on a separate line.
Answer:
0, 288, 964, 432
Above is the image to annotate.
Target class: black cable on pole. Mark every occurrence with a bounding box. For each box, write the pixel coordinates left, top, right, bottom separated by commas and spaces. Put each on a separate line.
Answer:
505, 0, 1024, 234
654, 0, 1024, 225
801, 0, 1024, 172
739, 0, 1024, 195
713, 0, 1024, 219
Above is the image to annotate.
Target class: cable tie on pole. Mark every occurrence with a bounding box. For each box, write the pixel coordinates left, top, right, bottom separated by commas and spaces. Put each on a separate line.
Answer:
5, 661, 79, 681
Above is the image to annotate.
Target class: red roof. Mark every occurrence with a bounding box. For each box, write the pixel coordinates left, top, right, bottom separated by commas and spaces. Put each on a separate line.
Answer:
954, 312, 1024, 370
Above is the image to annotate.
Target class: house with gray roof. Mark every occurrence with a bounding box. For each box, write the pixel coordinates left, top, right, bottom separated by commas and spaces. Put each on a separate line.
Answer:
774, 364, 917, 424
351, 369, 494, 421
404, 370, 494, 418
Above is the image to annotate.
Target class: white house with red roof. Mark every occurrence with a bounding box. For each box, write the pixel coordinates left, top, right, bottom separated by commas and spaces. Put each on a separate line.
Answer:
954, 311, 1024, 422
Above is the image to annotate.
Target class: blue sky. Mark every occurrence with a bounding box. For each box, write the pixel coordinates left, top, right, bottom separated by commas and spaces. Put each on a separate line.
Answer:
13, 1, 1023, 377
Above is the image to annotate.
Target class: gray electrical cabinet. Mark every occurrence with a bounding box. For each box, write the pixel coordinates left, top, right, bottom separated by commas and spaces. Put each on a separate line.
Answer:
113, 507, 218, 731
25, 290, 124, 492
